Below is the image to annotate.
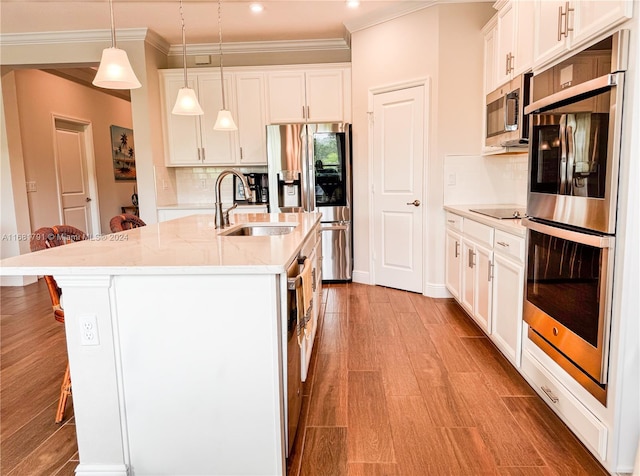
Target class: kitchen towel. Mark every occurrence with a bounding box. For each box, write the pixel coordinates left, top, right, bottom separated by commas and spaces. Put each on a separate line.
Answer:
296, 258, 314, 344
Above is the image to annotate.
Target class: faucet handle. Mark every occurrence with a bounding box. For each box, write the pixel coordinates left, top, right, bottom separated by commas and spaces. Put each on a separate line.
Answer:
223, 203, 238, 226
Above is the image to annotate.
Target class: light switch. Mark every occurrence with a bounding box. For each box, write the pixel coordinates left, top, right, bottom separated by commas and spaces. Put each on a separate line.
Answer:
448, 173, 457, 186
26, 181, 37, 192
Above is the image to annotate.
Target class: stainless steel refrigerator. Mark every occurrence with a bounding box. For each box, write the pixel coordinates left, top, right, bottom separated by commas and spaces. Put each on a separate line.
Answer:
267, 123, 352, 281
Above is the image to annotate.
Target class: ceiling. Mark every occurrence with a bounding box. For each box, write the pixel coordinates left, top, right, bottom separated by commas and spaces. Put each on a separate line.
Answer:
0, 1, 436, 46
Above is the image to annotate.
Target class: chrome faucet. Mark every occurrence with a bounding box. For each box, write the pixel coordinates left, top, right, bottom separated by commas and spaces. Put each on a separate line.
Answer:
214, 168, 253, 229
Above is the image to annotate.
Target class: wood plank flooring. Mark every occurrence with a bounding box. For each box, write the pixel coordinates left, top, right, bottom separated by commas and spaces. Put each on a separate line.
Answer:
1, 280, 608, 475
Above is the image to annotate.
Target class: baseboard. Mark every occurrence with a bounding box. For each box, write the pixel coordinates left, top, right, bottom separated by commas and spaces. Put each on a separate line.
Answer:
423, 282, 451, 298
352, 270, 371, 284
74, 464, 128, 476
1, 275, 37, 287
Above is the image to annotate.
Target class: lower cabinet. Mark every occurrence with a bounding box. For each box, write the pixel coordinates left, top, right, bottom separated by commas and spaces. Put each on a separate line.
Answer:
491, 251, 524, 367
445, 211, 525, 365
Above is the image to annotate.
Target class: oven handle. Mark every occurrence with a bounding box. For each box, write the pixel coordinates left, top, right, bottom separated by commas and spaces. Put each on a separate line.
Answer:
522, 218, 614, 249
525, 72, 621, 114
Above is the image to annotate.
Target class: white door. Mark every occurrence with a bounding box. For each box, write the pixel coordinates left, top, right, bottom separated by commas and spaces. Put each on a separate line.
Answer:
372, 84, 425, 293
53, 119, 99, 235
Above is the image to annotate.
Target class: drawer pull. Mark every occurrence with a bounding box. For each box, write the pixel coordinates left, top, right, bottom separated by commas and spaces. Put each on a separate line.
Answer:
447, 219, 456, 224
497, 241, 510, 247
541, 385, 559, 404
455, 241, 460, 258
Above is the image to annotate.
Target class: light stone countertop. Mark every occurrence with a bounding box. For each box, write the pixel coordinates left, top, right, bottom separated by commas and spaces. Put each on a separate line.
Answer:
444, 204, 527, 238
0, 212, 321, 276
156, 203, 268, 209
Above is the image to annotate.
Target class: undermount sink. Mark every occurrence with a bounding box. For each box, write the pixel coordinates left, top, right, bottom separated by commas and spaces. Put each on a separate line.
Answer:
221, 223, 297, 237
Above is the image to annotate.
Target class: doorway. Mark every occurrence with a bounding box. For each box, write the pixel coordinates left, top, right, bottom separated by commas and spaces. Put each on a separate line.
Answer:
52, 117, 101, 235
370, 80, 428, 293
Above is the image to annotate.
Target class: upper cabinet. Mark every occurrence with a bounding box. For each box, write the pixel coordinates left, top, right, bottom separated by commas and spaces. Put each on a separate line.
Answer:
234, 72, 268, 166
533, 0, 633, 69
160, 70, 236, 167
484, 1, 534, 93
267, 66, 351, 124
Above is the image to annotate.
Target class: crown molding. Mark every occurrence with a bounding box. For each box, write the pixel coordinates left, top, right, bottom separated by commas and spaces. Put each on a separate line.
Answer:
344, 1, 435, 33
167, 38, 350, 57
0, 28, 170, 54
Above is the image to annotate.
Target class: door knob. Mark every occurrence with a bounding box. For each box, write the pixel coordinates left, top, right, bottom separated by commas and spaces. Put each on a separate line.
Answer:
86, 197, 92, 202
406, 200, 420, 207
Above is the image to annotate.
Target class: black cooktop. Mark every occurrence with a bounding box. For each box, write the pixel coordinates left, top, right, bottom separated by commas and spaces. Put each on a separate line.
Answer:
469, 207, 527, 219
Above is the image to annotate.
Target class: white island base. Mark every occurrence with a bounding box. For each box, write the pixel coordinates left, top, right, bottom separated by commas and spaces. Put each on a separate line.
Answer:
0, 213, 322, 476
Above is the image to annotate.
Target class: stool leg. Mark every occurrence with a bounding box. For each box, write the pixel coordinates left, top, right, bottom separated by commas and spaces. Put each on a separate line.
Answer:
55, 362, 72, 424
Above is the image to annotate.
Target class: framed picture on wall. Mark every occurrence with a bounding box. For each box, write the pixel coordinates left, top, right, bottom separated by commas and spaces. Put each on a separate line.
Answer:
110, 125, 136, 181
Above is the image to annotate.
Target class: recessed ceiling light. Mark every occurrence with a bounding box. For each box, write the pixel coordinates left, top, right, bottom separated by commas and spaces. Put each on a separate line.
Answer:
347, 0, 360, 8
250, 3, 264, 13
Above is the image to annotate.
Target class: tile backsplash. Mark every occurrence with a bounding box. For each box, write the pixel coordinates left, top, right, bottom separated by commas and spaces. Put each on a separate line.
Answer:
172, 166, 268, 205
444, 154, 528, 205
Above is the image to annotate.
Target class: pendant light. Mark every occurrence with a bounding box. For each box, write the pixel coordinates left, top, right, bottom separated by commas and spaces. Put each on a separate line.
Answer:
172, 0, 204, 115
93, 0, 142, 90
213, 0, 237, 131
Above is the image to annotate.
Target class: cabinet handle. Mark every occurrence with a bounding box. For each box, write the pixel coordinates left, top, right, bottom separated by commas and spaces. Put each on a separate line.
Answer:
541, 385, 559, 404
468, 249, 475, 268
497, 241, 510, 248
447, 219, 456, 224
240, 147, 244, 161
506, 53, 510, 75
455, 241, 460, 258
302, 106, 306, 119
509, 53, 515, 73
201, 148, 205, 161
564, 2, 574, 38
557, 5, 564, 41
197, 148, 201, 161
311, 268, 316, 292
488, 261, 493, 282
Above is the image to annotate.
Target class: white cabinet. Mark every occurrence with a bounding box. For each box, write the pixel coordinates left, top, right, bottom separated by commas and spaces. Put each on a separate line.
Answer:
233, 72, 268, 165
533, 0, 632, 69
459, 219, 494, 334
160, 70, 235, 166
490, 229, 525, 367
445, 229, 462, 300
461, 237, 493, 334
482, 16, 498, 94
267, 66, 351, 124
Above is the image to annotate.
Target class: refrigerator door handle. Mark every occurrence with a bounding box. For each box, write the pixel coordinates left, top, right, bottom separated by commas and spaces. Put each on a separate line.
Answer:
321, 223, 350, 232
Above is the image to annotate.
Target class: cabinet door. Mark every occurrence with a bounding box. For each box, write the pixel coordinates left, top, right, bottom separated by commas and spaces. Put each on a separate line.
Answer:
483, 21, 498, 95
496, 1, 515, 86
491, 253, 524, 367
445, 229, 462, 300
161, 73, 202, 166
197, 73, 237, 165
513, 1, 535, 76
533, 0, 569, 67
473, 243, 493, 334
305, 69, 345, 123
571, 1, 633, 48
461, 238, 475, 315
267, 71, 306, 123
235, 72, 267, 165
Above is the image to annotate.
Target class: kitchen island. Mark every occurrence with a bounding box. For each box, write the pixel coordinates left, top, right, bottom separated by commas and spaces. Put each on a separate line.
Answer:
0, 212, 322, 476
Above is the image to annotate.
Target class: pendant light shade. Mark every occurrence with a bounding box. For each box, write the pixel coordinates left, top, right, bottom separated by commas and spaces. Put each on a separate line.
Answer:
214, 109, 237, 131
93, 0, 141, 90
173, 87, 204, 115
213, 0, 237, 131
172, 0, 204, 116
93, 47, 142, 89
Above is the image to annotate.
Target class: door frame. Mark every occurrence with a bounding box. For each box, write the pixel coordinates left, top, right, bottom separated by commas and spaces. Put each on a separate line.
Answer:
51, 114, 101, 235
367, 78, 430, 294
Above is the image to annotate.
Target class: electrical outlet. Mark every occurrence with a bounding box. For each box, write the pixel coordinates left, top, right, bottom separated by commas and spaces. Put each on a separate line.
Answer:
200, 178, 206, 189
26, 181, 37, 192
80, 315, 100, 346
448, 173, 457, 186
162, 179, 169, 190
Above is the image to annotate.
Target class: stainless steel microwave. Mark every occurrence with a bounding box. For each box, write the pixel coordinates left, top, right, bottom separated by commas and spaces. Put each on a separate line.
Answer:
485, 72, 532, 148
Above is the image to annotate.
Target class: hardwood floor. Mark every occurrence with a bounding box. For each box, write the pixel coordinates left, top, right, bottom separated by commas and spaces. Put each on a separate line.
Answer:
1, 280, 607, 475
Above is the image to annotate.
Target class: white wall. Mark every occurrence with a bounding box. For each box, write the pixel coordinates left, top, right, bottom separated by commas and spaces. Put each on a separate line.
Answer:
350, 2, 494, 293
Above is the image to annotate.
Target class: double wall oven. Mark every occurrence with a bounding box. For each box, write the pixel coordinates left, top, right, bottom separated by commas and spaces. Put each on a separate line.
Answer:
522, 31, 628, 405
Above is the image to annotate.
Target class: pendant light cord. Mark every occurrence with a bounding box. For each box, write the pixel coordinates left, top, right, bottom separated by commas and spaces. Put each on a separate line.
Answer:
218, 0, 227, 110
179, 0, 188, 86
108, 0, 117, 47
